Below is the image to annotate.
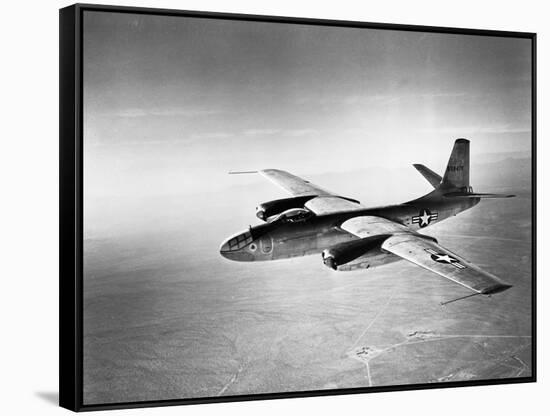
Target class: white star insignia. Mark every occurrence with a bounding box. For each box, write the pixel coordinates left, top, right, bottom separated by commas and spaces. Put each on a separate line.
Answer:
419, 210, 431, 226
434, 254, 456, 263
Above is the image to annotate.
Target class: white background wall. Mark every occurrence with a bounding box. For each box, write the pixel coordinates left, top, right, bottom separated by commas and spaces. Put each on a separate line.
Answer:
0, 0, 546, 414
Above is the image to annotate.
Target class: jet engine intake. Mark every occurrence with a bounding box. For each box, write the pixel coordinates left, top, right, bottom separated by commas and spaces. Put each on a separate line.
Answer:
322, 234, 391, 271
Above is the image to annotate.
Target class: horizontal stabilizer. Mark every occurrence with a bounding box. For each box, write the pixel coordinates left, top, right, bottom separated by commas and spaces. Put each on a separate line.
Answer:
443, 192, 515, 198
413, 164, 442, 189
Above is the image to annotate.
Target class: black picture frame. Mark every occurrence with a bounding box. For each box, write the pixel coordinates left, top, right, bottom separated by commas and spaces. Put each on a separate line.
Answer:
60, 3, 537, 412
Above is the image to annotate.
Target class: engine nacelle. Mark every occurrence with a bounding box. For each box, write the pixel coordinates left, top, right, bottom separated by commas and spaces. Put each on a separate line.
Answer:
322, 234, 391, 271
256, 196, 316, 221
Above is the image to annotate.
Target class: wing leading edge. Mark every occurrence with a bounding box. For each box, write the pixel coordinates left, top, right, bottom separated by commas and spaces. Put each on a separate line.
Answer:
341, 216, 512, 295
258, 169, 334, 197
234, 169, 365, 215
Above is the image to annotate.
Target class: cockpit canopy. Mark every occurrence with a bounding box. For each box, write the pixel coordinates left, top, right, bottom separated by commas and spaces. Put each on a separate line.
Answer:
256, 195, 316, 221
268, 208, 313, 224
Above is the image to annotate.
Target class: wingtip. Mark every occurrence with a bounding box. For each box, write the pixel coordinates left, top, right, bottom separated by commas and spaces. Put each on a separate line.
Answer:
483, 283, 513, 295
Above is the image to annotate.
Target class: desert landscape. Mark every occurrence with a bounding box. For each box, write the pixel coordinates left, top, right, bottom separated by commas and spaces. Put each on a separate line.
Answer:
82, 155, 532, 404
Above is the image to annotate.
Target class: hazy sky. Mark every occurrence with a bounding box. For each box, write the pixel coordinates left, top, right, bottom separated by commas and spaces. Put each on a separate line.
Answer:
83, 11, 532, 231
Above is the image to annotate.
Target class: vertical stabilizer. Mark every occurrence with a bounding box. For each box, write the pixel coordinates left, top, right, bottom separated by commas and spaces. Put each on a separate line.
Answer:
441, 139, 470, 190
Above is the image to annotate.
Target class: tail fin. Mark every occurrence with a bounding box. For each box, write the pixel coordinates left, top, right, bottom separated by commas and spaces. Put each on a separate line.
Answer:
441, 138, 469, 190
414, 138, 515, 199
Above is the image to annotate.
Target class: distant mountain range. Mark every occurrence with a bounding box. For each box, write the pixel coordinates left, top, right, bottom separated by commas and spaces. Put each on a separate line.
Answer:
473, 156, 531, 191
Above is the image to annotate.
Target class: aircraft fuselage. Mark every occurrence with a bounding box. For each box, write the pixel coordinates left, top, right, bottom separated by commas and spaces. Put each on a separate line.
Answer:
220, 192, 480, 269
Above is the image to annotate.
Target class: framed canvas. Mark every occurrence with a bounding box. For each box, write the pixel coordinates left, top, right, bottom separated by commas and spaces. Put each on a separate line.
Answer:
59, 3, 537, 411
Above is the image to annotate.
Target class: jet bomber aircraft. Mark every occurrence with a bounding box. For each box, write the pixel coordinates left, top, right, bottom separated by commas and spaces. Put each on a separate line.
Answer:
220, 139, 514, 302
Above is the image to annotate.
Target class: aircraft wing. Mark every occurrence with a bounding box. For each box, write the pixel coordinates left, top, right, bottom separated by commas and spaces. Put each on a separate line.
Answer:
340, 215, 411, 236
257, 169, 335, 197
240, 169, 365, 215
341, 216, 512, 295
383, 234, 512, 294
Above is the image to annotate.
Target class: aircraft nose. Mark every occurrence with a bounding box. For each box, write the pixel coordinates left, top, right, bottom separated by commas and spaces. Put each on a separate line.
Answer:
219, 240, 231, 253
219, 230, 255, 261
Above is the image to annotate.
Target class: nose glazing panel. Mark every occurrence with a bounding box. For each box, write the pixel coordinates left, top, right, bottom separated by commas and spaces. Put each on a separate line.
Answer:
223, 231, 253, 252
